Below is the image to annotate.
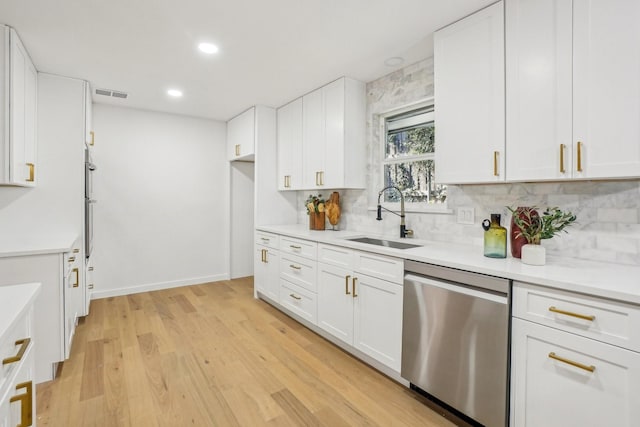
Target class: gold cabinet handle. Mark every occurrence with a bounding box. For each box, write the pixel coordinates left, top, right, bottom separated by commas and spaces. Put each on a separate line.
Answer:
315, 171, 319, 186
548, 306, 595, 322
345, 275, 351, 295
90, 131, 95, 146
235, 144, 240, 156
88, 283, 94, 290
2, 338, 31, 365
260, 237, 270, 242
548, 352, 595, 373
289, 264, 301, 270
260, 248, 265, 263
289, 245, 302, 250
73, 248, 80, 253
88, 266, 94, 271
559, 144, 566, 173
319, 171, 324, 186
26, 163, 35, 182
73, 268, 80, 288
10, 381, 33, 427
352, 277, 358, 298
68, 256, 76, 262
284, 175, 291, 188
289, 293, 302, 300
493, 151, 499, 176
576, 141, 583, 172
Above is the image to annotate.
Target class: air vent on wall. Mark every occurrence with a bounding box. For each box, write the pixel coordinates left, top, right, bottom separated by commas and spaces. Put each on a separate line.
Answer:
95, 88, 128, 99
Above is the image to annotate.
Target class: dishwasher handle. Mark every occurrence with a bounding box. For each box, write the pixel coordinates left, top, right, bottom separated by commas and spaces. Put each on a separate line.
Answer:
404, 273, 508, 304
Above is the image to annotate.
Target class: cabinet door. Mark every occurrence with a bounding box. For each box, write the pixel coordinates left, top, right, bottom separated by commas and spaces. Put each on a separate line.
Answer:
302, 88, 325, 188
322, 79, 345, 189
511, 318, 640, 427
505, 0, 573, 181
228, 108, 255, 160
254, 246, 279, 302
353, 275, 403, 371
434, 1, 505, 184
317, 263, 354, 345
9, 29, 37, 186
276, 98, 303, 190
573, 0, 640, 179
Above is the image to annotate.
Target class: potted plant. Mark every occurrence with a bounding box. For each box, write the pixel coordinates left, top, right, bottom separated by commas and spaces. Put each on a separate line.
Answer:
305, 194, 325, 230
507, 206, 577, 265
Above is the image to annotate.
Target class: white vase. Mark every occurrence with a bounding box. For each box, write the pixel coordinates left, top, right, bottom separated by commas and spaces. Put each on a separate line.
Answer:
521, 244, 546, 266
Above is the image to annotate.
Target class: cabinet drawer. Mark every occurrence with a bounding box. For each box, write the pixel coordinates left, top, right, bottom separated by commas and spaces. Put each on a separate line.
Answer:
354, 251, 404, 284
280, 254, 317, 292
279, 279, 317, 324
0, 309, 31, 390
513, 282, 640, 352
255, 231, 279, 250
280, 236, 317, 259
511, 318, 640, 427
317, 244, 354, 268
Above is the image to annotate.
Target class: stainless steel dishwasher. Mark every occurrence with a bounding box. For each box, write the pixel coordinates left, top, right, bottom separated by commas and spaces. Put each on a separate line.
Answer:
402, 260, 510, 427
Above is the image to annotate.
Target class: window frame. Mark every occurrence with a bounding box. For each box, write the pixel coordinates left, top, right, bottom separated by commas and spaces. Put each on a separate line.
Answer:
376, 97, 451, 214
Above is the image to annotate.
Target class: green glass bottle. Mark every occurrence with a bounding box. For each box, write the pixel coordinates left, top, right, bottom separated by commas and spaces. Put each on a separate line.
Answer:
482, 214, 507, 258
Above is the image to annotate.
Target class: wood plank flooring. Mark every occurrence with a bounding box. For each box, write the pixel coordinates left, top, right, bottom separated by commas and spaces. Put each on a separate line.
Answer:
36, 277, 454, 426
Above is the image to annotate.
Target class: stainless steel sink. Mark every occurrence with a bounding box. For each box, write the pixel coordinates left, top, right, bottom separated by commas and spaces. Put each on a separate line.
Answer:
346, 237, 422, 249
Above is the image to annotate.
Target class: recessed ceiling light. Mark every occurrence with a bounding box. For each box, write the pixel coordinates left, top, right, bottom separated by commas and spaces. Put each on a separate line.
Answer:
384, 56, 405, 67
167, 89, 183, 98
198, 42, 219, 54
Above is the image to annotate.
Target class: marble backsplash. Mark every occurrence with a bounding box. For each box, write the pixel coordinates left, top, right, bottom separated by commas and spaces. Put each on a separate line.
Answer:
295, 58, 640, 266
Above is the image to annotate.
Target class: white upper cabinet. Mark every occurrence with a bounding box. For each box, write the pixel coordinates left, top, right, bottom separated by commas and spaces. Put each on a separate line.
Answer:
506, 0, 640, 180
302, 88, 325, 189
277, 98, 303, 190
572, 0, 640, 179
227, 107, 255, 161
295, 77, 365, 190
505, 0, 572, 181
434, 1, 505, 184
0, 26, 38, 186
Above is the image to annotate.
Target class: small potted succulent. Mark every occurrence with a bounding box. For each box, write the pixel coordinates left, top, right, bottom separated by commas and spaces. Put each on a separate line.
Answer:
507, 206, 577, 265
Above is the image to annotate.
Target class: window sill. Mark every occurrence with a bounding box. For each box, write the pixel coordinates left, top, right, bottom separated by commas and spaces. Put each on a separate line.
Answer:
368, 204, 453, 215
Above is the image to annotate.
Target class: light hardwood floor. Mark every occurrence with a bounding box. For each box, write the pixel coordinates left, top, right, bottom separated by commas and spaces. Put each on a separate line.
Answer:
36, 277, 453, 426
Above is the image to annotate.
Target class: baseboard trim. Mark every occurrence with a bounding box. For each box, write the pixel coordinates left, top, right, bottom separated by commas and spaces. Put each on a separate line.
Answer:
91, 274, 230, 299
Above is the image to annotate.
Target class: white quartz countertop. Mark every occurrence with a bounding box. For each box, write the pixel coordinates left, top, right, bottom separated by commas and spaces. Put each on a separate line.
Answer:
0, 283, 41, 342
0, 232, 79, 258
257, 224, 640, 305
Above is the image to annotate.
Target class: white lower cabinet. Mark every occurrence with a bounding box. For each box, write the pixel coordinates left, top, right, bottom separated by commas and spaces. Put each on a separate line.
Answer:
317, 244, 403, 371
0, 283, 39, 427
511, 318, 640, 427
254, 244, 279, 302
352, 274, 402, 371
318, 263, 354, 343
511, 282, 640, 427
0, 252, 70, 383
1, 346, 35, 427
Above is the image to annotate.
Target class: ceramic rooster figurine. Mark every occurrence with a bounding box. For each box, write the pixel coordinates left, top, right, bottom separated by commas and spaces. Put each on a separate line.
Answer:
325, 191, 341, 229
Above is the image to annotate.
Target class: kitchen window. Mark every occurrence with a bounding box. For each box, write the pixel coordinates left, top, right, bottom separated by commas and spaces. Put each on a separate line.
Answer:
381, 103, 447, 207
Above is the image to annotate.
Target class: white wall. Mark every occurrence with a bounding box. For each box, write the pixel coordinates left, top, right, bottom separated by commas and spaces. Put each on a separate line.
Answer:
92, 105, 228, 297
0, 73, 84, 239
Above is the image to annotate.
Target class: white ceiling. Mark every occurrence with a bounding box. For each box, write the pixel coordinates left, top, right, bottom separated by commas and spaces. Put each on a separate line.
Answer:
0, 0, 494, 121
